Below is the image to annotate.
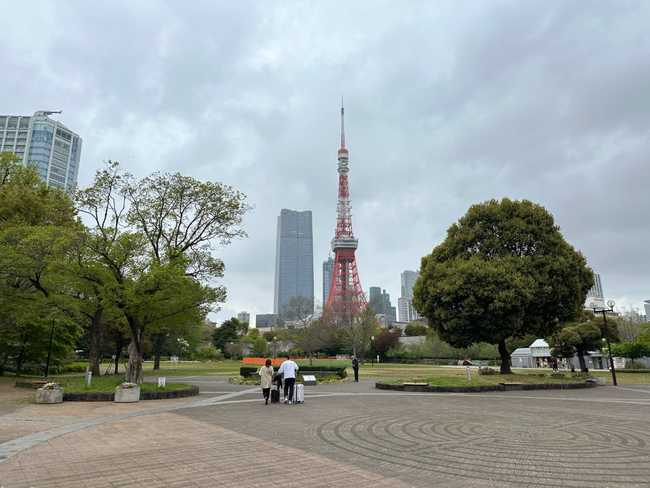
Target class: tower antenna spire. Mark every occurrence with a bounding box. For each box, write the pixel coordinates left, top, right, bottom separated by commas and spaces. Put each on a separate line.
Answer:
340, 96, 346, 149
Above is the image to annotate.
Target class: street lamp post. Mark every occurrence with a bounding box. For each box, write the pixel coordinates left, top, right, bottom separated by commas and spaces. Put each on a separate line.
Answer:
593, 300, 618, 386
272, 336, 278, 359
370, 336, 375, 367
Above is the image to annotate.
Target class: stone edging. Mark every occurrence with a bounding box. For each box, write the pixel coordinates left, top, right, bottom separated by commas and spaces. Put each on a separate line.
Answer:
62, 385, 199, 402
375, 381, 597, 393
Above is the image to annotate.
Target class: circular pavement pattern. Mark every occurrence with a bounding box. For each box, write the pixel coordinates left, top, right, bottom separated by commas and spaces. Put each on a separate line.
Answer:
316, 414, 650, 487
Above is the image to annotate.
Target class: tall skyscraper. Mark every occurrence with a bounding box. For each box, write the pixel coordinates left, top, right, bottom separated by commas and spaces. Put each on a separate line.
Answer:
274, 209, 314, 317
369, 286, 396, 324
399, 270, 421, 322
0, 111, 82, 192
643, 300, 650, 320
585, 272, 605, 309
325, 103, 366, 322
323, 256, 334, 306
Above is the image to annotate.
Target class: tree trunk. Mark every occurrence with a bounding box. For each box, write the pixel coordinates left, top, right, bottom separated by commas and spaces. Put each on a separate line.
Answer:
15, 345, 25, 376
577, 353, 588, 373
498, 339, 512, 374
87, 308, 104, 377
152, 333, 165, 371
125, 337, 144, 384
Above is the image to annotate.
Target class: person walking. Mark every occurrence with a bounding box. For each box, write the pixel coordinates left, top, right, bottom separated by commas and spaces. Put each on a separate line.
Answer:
352, 355, 360, 382
277, 356, 299, 404
258, 359, 274, 405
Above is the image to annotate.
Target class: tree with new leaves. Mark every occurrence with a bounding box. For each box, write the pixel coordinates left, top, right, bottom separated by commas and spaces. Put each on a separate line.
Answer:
296, 319, 334, 365
77, 162, 248, 383
328, 307, 380, 359
413, 199, 593, 374
0, 152, 82, 374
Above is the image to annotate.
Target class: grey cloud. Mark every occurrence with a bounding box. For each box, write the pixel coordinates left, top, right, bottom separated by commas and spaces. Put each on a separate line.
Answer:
2, 0, 648, 320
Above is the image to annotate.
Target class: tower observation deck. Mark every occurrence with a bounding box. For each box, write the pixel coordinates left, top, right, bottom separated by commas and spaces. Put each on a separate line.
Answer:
324, 103, 367, 323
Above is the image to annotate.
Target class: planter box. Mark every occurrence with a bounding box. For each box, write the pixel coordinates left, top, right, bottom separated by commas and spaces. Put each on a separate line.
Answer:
35, 388, 63, 404
114, 385, 140, 403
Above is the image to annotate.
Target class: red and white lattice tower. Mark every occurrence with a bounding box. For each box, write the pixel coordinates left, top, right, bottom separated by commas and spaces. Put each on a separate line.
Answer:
324, 103, 367, 323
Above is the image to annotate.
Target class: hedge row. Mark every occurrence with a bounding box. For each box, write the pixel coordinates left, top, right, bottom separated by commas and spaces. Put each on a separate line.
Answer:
240, 365, 347, 378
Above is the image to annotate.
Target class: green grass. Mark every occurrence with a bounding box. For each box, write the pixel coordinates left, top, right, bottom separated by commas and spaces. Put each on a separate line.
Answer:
52, 375, 189, 393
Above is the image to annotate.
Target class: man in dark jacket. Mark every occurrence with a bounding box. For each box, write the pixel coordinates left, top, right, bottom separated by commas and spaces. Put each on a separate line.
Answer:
352, 356, 359, 382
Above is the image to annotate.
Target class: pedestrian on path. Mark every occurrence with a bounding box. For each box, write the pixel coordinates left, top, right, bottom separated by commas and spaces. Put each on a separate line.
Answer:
352, 355, 359, 382
277, 356, 299, 404
258, 359, 274, 405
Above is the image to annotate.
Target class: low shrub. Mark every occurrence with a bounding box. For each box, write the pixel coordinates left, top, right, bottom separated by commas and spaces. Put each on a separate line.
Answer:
477, 367, 498, 375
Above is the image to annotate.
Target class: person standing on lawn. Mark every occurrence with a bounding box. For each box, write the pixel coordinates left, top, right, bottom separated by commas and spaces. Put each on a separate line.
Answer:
352, 355, 360, 382
258, 359, 274, 405
277, 356, 299, 404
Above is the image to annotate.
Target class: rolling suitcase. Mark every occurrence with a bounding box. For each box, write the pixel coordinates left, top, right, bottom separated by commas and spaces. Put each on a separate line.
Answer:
271, 385, 280, 404
293, 383, 304, 404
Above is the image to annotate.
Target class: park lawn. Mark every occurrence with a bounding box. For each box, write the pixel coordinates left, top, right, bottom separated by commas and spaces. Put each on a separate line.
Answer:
590, 371, 650, 385
52, 375, 190, 393
373, 367, 650, 387
141, 360, 242, 376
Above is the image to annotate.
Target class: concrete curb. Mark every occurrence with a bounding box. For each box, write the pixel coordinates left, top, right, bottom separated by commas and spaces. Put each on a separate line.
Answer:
62, 385, 199, 402
375, 381, 597, 393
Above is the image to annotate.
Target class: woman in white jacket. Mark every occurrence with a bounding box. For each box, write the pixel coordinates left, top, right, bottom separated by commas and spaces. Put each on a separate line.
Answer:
258, 359, 274, 405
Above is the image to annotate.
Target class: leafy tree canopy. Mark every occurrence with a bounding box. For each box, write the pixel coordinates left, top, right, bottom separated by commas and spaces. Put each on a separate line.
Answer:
413, 198, 593, 373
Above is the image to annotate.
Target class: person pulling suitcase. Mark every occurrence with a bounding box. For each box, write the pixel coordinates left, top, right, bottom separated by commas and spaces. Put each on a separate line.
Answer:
258, 359, 274, 405
277, 356, 299, 404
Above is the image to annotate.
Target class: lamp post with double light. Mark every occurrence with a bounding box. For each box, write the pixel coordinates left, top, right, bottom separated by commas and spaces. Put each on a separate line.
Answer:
592, 299, 617, 386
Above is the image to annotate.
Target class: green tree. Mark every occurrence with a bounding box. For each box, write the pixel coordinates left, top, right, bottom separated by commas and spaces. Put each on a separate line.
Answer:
413, 199, 593, 374
251, 336, 268, 356
0, 153, 82, 375
373, 328, 401, 359
212, 317, 246, 354
332, 307, 380, 359
296, 319, 334, 365
76, 162, 248, 383
610, 341, 650, 362
404, 322, 428, 336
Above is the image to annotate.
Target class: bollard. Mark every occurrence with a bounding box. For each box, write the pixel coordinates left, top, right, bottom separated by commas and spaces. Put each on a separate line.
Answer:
465, 366, 471, 382
85, 371, 92, 387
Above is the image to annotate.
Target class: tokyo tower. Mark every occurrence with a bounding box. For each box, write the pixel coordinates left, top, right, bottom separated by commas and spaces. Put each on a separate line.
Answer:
324, 103, 367, 323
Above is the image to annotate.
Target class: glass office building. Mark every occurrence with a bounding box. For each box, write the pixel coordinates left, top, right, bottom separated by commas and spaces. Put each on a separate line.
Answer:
274, 209, 314, 317
0, 111, 82, 192
322, 256, 334, 306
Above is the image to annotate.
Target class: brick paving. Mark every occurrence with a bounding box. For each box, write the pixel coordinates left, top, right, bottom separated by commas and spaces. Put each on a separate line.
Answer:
1, 380, 650, 487
0, 412, 410, 488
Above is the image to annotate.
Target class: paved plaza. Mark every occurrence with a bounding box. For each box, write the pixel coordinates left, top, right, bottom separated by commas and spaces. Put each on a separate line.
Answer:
1, 378, 650, 487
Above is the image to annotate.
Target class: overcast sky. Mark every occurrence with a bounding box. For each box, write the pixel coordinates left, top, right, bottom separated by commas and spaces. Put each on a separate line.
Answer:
2, 1, 649, 322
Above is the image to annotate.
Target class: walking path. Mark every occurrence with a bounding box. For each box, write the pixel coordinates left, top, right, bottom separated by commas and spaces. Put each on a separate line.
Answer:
1, 378, 650, 487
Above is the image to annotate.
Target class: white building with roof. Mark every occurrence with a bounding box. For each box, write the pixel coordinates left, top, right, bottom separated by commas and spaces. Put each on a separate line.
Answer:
512, 339, 552, 368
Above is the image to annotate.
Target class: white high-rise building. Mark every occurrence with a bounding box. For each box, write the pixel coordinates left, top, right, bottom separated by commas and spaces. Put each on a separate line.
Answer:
237, 311, 250, 324
0, 111, 82, 192
585, 273, 606, 309
644, 300, 650, 321
399, 270, 421, 322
